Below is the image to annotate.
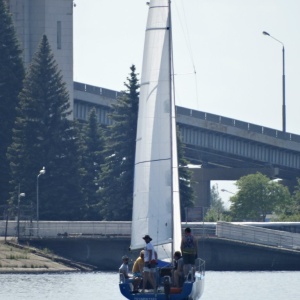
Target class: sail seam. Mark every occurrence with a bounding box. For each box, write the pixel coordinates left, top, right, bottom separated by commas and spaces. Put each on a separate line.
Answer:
135, 158, 171, 165
146, 27, 169, 31
149, 5, 168, 9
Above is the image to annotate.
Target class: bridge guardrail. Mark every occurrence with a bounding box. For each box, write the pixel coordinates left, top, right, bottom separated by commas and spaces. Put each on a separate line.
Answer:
0, 221, 132, 238
0, 221, 216, 239
216, 221, 300, 250
176, 105, 300, 143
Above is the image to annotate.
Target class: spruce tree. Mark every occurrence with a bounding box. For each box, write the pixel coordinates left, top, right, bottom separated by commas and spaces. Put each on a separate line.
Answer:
177, 128, 195, 219
80, 108, 105, 220
99, 65, 139, 220
0, 0, 25, 206
7, 35, 83, 220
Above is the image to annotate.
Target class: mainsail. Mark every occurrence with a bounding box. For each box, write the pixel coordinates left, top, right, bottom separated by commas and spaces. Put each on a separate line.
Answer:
131, 0, 181, 260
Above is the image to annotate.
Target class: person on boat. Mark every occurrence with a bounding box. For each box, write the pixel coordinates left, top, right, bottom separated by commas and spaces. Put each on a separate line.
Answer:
172, 251, 184, 287
132, 250, 144, 279
181, 227, 198, 277
119, 255, 140, 291
142, 235, 156, 292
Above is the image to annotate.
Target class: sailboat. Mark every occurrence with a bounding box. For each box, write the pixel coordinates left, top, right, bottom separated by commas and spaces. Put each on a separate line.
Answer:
119, 0, 205, 299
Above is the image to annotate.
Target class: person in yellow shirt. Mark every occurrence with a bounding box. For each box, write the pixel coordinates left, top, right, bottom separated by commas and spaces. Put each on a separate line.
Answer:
132, 250, 144, 278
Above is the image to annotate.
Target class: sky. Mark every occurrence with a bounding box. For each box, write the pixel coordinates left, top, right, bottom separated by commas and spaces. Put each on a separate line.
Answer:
73, 0, 300, 206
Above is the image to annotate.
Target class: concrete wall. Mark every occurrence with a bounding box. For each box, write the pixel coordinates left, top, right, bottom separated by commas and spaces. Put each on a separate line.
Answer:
24, 236, 300, 271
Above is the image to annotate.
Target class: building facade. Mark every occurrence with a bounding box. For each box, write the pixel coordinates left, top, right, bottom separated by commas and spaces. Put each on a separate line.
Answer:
7, 0, 74, 116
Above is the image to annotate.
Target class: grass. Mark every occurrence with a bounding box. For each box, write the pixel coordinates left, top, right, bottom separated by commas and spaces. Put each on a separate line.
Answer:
0, 240, 74, 271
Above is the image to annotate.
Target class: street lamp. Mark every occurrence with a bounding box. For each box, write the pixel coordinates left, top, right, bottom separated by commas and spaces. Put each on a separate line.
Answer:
221, 189, 234, 195
37, 166, 46, 236
17, 192, 25, 241
262, 31, 286, 132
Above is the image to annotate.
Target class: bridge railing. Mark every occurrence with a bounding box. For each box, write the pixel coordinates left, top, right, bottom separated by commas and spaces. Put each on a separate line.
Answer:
0, 221, 216, 239
216, 221, 300, 250
74, 81, 120, 99
176, 106, 300, 143
74, 82, 300, 143
0, 221, 132, 238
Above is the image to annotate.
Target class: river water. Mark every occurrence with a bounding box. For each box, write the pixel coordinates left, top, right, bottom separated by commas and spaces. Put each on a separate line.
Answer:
0, 271, 299, 300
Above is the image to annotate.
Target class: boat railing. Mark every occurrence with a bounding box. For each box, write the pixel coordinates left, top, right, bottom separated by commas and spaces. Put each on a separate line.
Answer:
119, 272, 126, 284
194, 258, 205, 276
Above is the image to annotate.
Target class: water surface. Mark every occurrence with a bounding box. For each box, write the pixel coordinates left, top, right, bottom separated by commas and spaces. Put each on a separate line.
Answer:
0, 271, 299, 300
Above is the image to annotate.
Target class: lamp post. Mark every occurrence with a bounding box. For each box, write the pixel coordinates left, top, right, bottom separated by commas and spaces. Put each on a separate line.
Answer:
36, 166, 46, 236
17, 192, 25, 241
220, 189, 234, 195
262, 31, 286, 132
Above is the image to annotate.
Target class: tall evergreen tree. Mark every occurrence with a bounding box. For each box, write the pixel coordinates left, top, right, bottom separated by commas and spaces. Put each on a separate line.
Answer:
0, 0, 25, 206
80, 108, 105, 220
177, 128, 195, 219
99, 65, 139, 220
7, 35, 83, 220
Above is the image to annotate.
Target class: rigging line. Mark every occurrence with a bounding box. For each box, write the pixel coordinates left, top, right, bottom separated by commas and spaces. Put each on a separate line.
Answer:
174, 72, 196, 76
174, 0, 200, 109
172, 1, 196, 75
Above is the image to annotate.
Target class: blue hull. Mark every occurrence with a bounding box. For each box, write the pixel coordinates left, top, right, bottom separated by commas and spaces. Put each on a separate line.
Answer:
120, 270, 205, 300
120, 282, 193, 300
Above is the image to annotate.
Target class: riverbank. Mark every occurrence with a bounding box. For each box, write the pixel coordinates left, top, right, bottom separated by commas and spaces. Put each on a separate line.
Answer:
0, 238, 96, 273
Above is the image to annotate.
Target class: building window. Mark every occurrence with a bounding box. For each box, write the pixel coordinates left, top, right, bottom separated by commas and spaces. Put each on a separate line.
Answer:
57, 21, 62, 49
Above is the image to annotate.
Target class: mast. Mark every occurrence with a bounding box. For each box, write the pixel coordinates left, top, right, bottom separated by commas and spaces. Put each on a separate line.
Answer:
169, 0, 181, 258
168, 0, 175, 261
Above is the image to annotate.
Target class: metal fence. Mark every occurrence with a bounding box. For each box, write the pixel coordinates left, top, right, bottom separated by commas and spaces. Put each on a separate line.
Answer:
216, 221, 300, 250
0, 221, 132, 238
0, 221, 217, 239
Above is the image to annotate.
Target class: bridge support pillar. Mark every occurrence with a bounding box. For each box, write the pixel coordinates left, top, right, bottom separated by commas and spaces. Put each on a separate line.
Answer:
189, 166, 281, 221
189, 171, 210, 221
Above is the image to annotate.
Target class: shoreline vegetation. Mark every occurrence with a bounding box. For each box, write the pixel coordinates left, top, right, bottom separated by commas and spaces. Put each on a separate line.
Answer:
0, 237, 96, 273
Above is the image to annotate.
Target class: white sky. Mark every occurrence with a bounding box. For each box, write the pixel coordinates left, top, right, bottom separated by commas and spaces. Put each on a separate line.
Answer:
73, 0, 300, 206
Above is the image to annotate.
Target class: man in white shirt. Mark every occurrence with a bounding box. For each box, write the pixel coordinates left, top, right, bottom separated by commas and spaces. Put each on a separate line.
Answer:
142, 235, 156, 292
119, 255, 140, 292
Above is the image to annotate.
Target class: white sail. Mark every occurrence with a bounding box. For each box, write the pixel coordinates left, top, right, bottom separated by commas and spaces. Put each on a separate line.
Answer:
131, 0, 181, 260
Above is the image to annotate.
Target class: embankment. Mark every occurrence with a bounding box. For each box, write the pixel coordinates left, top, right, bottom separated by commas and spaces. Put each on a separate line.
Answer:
24, 236, 300, 271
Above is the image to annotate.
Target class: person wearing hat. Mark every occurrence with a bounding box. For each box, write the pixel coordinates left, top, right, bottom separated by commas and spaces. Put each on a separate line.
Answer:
142, 234, 156, 292
119, 255, 140, 292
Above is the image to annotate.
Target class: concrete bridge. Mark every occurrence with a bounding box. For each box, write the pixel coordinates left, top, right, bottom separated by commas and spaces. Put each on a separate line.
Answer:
73, 82, 300, 210
2, 221, 300, 271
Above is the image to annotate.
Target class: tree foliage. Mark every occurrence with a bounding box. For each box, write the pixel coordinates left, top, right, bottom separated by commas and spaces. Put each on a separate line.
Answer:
204, 184, 231, 221
275, 178, 300, 221
177, 129, 195, 219
230, 172, 291, 222
0, 0, 25, 205
98, 65, 139, 220
80, 108, 105, 219
7, 35, 83, 220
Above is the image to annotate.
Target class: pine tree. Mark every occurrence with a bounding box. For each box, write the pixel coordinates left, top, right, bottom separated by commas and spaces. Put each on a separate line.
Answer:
99, 65, 139, 220
177, 128, 195, 219
7, 35, 83, 220
0, 0, 25, 206
80, 108, 105, 220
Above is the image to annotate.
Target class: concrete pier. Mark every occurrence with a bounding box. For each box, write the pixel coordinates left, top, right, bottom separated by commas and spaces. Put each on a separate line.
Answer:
24, 236, 300, 271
